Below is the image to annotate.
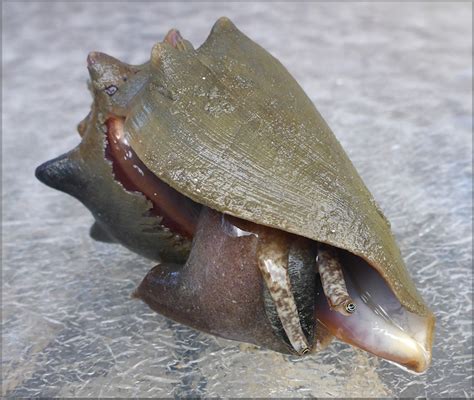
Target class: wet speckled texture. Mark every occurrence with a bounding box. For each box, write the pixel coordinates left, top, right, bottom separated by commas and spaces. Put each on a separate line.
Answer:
3, 2, 472, 398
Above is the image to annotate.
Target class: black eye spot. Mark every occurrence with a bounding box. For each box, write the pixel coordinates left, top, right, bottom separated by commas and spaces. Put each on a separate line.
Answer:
123, 77, 128, 82
104, 85, 118, 96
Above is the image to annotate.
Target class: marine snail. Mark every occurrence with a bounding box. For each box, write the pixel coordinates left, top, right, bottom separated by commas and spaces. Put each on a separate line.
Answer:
36, 17, 435, 372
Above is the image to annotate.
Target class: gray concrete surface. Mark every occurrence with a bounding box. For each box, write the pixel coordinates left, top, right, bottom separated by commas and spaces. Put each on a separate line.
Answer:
2, 2, 472, 398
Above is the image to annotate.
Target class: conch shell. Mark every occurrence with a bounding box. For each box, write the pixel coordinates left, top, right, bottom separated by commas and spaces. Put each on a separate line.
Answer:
36, 17, 435, 372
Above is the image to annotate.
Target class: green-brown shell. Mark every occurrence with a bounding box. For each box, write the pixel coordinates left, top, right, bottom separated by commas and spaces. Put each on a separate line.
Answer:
113, 17, 429, 317
37, 52, 192, 263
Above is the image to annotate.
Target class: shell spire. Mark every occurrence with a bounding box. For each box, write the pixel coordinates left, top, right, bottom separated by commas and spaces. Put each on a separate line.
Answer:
35, 152, 83, 195
211, 16, 238, 34
87, 52, 130, 84
164, 29, 194, 52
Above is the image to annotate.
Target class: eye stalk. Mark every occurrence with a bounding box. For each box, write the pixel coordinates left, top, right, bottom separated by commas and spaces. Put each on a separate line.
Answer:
317, 244, 356, 317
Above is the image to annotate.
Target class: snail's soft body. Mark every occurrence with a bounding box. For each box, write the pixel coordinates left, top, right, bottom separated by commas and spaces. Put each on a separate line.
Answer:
36, 18, 435, 372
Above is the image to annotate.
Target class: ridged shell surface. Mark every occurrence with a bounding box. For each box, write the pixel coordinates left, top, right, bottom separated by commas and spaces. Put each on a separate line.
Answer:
123, 17, 429, 316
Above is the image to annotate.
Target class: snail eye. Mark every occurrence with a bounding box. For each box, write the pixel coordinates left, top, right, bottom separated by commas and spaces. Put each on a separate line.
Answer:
104, 85, 118, 96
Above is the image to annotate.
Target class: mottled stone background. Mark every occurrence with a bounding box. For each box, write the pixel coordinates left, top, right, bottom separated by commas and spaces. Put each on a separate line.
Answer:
2, 2, 472, 398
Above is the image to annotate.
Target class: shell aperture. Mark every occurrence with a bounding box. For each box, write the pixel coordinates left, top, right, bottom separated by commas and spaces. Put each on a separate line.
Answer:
105, 116, 201, 239
315, 251, 435, 373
